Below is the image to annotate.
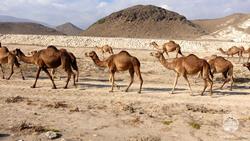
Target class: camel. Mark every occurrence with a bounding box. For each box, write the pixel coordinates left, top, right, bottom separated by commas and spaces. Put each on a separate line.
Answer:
243, 63, 250, 71
29, 50, 79, 82
95, 45, 114, 58
14, 46, 75, 89
0, 44, 25, 80
85, 50, 143, 93
208, 56, 234, 90
217, 46, 243, 62
150, 51, 213, 96
150, 41, 184, 58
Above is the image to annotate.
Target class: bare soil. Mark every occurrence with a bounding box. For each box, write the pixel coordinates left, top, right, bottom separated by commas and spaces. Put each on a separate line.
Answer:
0, 44, 250, 141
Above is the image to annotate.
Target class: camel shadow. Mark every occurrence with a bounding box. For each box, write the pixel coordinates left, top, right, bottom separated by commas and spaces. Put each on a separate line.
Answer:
234, 78, 250, 83
0, 133, 10, 138
80, 77, 123, 82
213, 90, 250, 96
143, 87, 185, 92
77, 82, 126, 89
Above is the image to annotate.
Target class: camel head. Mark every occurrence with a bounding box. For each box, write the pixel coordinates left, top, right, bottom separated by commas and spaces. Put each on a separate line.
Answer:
14, 48, 25, 57
85, 51, 98, 58
217, 48, 223, 51
150, 51, 164, 59
149, 41, 158, 46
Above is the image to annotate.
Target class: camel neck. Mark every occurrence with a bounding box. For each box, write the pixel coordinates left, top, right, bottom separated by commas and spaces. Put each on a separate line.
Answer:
158, 55, 175, 70
219, 49, 227, 55
153, 43, 161, 50
18, 54, 34, 64
91, 55, 107, 67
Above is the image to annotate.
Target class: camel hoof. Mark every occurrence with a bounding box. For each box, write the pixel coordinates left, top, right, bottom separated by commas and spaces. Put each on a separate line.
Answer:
109, 90, 113, 93
137, 91, 141, 94
6, 78, 10, 80
22, 77, 25, 80
31, 86, 35, 88
52, 86, 57, 89
63, 87, 67, 89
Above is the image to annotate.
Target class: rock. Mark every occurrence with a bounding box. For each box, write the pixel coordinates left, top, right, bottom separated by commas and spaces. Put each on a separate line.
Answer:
45, 131, 59, 140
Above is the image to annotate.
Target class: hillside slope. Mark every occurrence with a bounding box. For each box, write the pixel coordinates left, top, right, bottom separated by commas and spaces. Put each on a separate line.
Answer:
82, 5, 206, 39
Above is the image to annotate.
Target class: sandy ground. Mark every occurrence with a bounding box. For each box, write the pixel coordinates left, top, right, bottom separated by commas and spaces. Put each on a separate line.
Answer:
0, 44, 250, 141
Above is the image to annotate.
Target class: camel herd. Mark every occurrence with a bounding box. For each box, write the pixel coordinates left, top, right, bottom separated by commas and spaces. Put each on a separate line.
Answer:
0, 41, 249, 95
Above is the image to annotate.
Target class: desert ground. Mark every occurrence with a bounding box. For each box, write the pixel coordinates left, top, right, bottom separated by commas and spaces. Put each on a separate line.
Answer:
0, 43, 250, 141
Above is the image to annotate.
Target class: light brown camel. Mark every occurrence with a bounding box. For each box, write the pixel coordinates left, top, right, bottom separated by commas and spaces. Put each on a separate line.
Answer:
150, 41, 184, 58
29, 50, 79, 82
208, 56, 234, 90
95, 45, 114, 58
85, 50, 143, 93
243, 62, 250, 71
217, 46, 243, 62
150, 51, 213, 96
14, 46, 75, 89
0, 44, 25, 80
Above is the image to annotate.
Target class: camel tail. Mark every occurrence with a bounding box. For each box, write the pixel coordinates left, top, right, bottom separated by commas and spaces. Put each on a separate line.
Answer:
202, 62, 213, 79
14, 56, 21, 67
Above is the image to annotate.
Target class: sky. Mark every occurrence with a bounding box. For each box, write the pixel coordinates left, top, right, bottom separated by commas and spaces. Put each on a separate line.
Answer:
0, 0, 250, 29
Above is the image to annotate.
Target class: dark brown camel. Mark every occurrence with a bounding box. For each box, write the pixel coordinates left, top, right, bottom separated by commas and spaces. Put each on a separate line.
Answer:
14, 46, 75, 89
150, 51, 213, 96
30, 50, 79, 82
85, 50, 143, 93
208, 56, 234, 90
0, 43, 25, 80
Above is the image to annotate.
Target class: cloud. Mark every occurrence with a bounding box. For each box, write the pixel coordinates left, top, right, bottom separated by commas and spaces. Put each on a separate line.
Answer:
0, 0, 250, 28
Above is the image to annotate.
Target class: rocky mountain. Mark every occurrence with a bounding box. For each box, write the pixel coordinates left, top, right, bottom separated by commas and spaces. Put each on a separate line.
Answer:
194, 13, 250, 42
0, 22, 64, 35
81, 5, 206, 39
55, 22, 83, 35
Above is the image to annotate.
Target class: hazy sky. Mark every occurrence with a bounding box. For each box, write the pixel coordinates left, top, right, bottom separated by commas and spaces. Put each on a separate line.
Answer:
1, 0, 250, 28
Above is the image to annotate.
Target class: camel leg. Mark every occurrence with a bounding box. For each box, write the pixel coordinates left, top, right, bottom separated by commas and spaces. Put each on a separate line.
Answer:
108, 73, 120, 90
64, 70, 73, 89
31, 67, 42, 88
17, 65, 25, 80
42, 67, 57, 89
51, 69, 56, 80
109, 72, 115, 92
6, 63, 14, 80
125, 68, 134, 92
208, 78, 213, 96
183, 74, 193, 95
220, 72, 229, 90
171, 73, 180, 94
230, 76, 234, 91
201, 78, 208, 96
0, 64, 5, 79
135, 67, 143, 93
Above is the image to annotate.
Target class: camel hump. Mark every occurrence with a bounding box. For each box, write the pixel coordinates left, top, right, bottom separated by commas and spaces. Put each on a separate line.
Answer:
118, 50, 131, 56
47, 45, 59, 51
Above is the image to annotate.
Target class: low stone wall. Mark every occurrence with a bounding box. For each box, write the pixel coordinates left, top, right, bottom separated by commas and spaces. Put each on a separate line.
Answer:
0, 34, 249, 53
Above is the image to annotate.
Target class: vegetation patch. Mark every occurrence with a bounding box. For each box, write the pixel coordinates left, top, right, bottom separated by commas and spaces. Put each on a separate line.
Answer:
162, 120, 173, 125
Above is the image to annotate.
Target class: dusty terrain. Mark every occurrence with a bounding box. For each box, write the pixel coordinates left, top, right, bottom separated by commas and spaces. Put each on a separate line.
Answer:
0, 43, 249, 141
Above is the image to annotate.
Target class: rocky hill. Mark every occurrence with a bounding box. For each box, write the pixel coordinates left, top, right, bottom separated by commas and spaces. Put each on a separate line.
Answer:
81, 5, 206, 39
194, 13, 250, 42
0, 22, 63, 35
55, 22, 83, 35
